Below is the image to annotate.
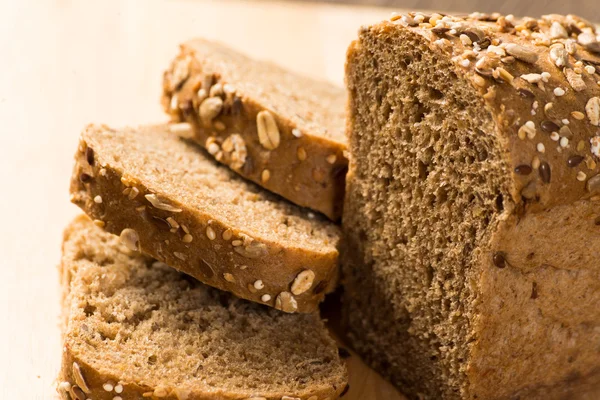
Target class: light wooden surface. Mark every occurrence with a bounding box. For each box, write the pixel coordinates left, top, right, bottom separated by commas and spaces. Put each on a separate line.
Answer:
0, 1, 404, 399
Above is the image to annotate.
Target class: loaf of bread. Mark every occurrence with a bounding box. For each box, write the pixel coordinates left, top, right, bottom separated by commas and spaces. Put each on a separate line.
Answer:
70, 124, 340, 313
57, 215, 348, 400
162, 39, 348, 220
343, 12, 600, 399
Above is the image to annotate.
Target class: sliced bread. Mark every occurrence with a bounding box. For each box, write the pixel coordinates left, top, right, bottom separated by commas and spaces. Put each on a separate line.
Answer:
70, 124, 340, 313
343, 11, 600, 400
162, 39, 347, 220
57, 215, 348, 400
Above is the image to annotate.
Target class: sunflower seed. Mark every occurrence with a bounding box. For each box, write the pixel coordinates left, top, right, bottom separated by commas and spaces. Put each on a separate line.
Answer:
275, 291, 298, 313
291, 270, 316, 295
145, 194, 182, 212
586, 97, 600, 126
505, 43, 538, 63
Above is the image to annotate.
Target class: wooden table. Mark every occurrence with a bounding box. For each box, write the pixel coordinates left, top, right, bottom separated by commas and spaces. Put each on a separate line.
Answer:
0, 1, 404, 398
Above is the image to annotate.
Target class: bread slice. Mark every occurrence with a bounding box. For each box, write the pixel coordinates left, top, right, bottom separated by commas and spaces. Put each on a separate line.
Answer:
70, 124, 340, 313
343, 11, 600, 399
162, 39, 347, 220
57, 215, 348, 400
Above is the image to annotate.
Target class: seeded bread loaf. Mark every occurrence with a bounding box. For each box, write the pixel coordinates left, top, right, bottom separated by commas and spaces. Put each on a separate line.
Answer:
70, 124, 340, 314
57, 215, 348, 400
162, 39, 347, 220
343, 12, 600, 399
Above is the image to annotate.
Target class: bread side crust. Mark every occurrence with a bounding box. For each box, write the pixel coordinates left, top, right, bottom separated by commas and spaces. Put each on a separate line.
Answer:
161, 40, 347, 220
468, 199, 600, 399
69, 127, 339, 314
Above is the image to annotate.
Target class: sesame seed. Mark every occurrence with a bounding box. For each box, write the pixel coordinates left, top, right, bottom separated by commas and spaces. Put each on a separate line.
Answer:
166, 217, 179, 230
168, 122, 192, 136
537, 143, 546, 153
532, 156, 541, 169
560, 137, 569, 148
197, 88, 208, 101
231, 240, 242, 247
550, 132, 560, 141
585, 65, 596, 74
222, 229, 232, 241
562, 119, 570, 125
207, 142, 220, 155
94, 195, 103, 204
261, 294, 271, 302
113, 397, 122, 400
571, 111, 585, 120
213, 121, 226, 131
460, 59, 470, 68
170, 94, 178, 111
103, 383, 114, 392
261, 169, 271, 183
182, 234, 193, 243
292, 128, 302, 137
223, 273, 235, 282
326, 154, 337, 164
577, 171, 587, 181
223, 83, 235, 94
297, 147, 307, 161
206, 226, 216, 240
114, 384, 123, 394
554, 87, 566, 97
253, 280, 264, 290
93, 219, 105, 228
460, 34, 472, 46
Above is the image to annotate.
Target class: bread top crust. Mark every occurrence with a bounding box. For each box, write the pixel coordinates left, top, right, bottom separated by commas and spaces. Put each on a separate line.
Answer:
165, 38, 347, 146
360, 12, 600, 212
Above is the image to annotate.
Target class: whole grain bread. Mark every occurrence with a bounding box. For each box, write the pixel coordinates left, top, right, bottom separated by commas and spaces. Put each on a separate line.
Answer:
343, 12, 600, 399
70, 124, 340, 313
162, 39, 348, 220
57, 215, 348, 400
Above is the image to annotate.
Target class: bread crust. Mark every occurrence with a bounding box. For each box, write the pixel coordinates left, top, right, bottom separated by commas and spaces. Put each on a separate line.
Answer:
161, 39, 347, 220
70, 124, 340, 314
343, 11, 600, 399
393, 13, 600, 209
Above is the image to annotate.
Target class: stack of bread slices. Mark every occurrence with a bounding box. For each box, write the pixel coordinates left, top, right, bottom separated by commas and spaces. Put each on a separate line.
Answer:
58, 39, 349, 400
58, 11, 600, 400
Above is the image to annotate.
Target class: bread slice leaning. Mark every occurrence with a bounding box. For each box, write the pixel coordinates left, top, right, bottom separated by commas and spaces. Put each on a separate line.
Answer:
162, 39, 347, 220
57, 215, 348, 400
70, 124, 340, 313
